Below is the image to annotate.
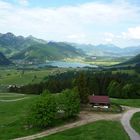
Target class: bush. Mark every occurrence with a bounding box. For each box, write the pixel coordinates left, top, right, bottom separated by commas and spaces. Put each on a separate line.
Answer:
108, 81, 122, 98
58, 89, 80, 118
28, 89, 80, 128
29, 94, 57, 128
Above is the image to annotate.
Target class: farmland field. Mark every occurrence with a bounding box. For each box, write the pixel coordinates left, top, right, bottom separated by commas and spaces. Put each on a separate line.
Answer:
0, 68, 68, 86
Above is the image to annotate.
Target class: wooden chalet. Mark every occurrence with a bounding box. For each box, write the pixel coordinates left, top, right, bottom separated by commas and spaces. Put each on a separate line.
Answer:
88, 95, 110, 108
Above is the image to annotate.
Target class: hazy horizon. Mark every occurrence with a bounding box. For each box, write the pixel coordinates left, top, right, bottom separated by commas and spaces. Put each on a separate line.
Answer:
1, 31, 140, 49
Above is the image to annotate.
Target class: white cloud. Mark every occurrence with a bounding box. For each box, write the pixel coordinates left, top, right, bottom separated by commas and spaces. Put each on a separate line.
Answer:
66, 33, 86, 43
102, 26, 140, 47
18, 0, 29, 6
0, 0, 140, 46
0, 1, 13, 9
122, 26, 140, 40
104, 32, 115, 43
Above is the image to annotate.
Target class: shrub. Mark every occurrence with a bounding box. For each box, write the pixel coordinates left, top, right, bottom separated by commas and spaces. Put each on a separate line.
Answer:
108, 81, 122, 98
28, 89, 80, 128
42, 89, 51, 96
58, 89, 80, 118
29, 94, 57, 128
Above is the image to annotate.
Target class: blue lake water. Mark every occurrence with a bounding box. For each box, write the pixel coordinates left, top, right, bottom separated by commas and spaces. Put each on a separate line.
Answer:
38, 61, 98, 68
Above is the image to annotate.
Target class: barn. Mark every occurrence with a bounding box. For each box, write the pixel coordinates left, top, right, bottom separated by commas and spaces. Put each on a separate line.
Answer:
88, 95, 110, 108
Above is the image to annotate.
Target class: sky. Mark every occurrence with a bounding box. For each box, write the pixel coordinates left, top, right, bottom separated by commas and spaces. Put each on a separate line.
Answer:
0, 0, 140, 47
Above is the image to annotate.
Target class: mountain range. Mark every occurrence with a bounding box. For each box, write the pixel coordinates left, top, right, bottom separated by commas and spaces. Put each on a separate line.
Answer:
0, 32, 140, 65
71, 43, 140, 57
0, 33, 84, 63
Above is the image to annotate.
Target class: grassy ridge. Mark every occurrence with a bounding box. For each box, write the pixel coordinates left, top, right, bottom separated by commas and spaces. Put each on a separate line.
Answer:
39, 121, 129, 140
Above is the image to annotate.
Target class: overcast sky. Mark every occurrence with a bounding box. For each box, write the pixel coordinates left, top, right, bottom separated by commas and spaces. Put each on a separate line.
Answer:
0, 0, 140, 47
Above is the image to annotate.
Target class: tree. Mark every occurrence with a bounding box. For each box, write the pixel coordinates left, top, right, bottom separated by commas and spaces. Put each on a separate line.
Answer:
122, 84, 131, 98
57, 89, 80, 118
122, 83, 140, 99
107, 81, 122, 98
135, 63, 140, 74
42, 89, 51, 96
29, 94, 57, 127
76, 73, 90, 104
28, 89, 80, 128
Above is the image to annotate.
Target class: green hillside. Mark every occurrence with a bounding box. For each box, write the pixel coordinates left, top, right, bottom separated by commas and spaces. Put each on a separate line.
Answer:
0, 52, 11, 65
121, 54, 140, 66
10, 42, 83, 62
0, 33, 84, 63
125, 54, 140, 64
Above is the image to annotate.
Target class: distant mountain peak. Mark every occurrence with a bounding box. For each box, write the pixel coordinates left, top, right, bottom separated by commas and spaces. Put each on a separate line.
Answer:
26, 35, 47, 44
3, 32, 15, 38
97, 43, 119, 48
27, 35, 34, 39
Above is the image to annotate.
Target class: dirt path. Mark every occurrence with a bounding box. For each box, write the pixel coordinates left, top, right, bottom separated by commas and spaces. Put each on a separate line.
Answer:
0, 97, 29, 102
14, 111, 122, 140
121, 108, 140, 140
14, 107, 140, 140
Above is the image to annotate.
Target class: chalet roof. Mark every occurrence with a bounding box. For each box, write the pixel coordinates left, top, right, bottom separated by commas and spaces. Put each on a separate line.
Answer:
88, 95, 110, 104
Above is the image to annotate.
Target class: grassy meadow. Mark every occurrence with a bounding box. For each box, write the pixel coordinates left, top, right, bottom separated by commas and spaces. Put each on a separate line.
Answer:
0, 67, 140, 140
39, 121, 129, 140
111, 98, 140, 108
0, 93, 132, 140
131, 112, 140, 134
0, 68, 68, 86
112, 69, 137, 75
0, 93, 41, 140
64, 57, 122, 66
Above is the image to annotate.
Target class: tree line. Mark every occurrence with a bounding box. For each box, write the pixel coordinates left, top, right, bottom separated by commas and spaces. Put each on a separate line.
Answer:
9, 70, 140, 103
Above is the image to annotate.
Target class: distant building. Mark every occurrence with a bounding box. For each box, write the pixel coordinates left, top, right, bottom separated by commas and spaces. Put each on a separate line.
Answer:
91, 56, 97, 60
88, 95, 110, 108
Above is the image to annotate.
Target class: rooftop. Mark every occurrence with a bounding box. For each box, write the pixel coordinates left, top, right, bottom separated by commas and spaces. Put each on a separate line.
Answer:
88, 95, 110, 104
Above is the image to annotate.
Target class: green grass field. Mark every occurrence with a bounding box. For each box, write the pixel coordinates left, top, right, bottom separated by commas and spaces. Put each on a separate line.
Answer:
111, 98, 140, 108
39, 121, 129, 140
0, 93, 41, 140
0, 93, 28, 100
131, 112, 140, 134
0, 93, 130, 140
112, 69, 137, 75
0, 68, 67, 86
0, 92, 139, 140
64, 57, 122, 66
0, 96, 27, 100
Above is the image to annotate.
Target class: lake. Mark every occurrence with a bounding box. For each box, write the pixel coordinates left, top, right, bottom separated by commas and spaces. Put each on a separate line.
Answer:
38, 61, 98, 68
